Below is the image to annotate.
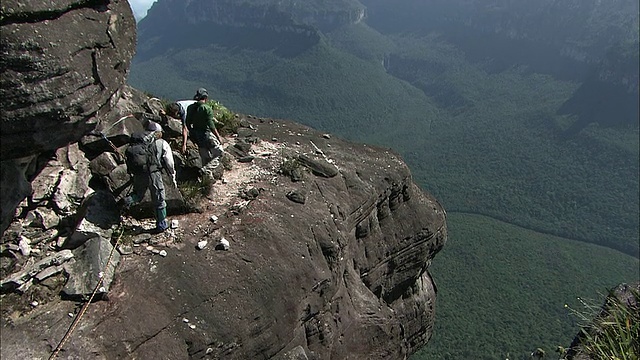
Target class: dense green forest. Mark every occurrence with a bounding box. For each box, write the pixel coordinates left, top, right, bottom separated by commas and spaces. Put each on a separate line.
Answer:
410, 213, 639, 360
129, 1, 639, 357
386, 35, 639, 257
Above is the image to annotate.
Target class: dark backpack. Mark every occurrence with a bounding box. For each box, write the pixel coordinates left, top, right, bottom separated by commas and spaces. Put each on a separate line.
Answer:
125, 132, 161, 174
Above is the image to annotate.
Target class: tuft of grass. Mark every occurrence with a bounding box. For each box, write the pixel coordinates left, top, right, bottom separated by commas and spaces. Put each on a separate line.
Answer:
279, 157, 302, 178
564, 286, 640, 360
179, 176, 214, 208
208, 100, 240, 136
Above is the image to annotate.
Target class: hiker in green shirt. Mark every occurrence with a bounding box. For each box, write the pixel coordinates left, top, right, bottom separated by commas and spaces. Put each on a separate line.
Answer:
185, 88, 224, 180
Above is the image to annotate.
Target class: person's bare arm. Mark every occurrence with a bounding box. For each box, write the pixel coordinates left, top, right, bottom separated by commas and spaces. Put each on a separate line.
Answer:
182, 125, 188, 153
213, 124, 223, 144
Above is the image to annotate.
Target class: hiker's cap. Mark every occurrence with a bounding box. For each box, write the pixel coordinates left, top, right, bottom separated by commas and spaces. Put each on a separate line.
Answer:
194, 88, 209, 100
147, 121, 163, 132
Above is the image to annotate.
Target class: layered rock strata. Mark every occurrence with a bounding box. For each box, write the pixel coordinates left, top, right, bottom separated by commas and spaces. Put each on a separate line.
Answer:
1, 116, 447, 359
0, 0, 136, 234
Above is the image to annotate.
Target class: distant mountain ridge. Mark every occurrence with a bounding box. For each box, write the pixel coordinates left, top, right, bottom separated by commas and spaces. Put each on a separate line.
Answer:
136, 0, 638, 125
363, 0, 640, 130
139, 0, 365, 38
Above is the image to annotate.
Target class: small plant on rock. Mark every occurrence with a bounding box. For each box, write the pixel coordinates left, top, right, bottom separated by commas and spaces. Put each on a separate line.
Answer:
220, 152, 233, 171
563, 287, 639, 360
208, 100, 239, 135
279, 157, 301, 177
179, 176, 214, 210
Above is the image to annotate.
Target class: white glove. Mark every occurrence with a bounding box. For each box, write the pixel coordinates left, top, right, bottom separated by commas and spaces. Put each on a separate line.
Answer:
171, 173, 178, 188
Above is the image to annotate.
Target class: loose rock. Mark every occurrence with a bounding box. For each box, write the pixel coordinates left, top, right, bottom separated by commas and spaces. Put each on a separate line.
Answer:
196, 240, 208, 250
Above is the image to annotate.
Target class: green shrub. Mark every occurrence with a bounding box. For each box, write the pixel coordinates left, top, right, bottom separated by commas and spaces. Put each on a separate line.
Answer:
208, 100, 240, 135
279, 157, 302, 178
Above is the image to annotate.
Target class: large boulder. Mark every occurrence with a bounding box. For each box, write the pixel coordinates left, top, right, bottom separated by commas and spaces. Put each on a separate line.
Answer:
66, 190, 121, 249
62, 236, 120, 299
0, 0, 136, 237
125, 172, 188, 217
50, 144, 92, 216
0, 0, 137, 160
0, 157, 35, 236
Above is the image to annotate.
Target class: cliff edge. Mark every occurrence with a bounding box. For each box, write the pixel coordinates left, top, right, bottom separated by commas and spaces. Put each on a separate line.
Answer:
1, 113, 447, 359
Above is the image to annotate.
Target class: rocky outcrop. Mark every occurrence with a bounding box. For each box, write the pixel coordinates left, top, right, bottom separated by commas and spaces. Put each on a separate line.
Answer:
0, 0, 137, 160
0, 0, 137, 235
0, 2, 448, 358
0, 116, 447, 359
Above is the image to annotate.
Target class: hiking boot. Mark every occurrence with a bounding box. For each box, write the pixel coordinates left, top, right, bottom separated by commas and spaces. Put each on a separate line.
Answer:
154, 208, 168, 232
155, 220, 169, 233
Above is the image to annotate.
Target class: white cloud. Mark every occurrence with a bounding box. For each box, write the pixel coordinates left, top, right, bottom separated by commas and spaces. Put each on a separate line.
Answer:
129, 0, 157, 21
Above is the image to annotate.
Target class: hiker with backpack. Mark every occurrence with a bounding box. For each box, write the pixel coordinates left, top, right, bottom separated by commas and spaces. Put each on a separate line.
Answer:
123, 121, 177, 233
184, 88, 224, 181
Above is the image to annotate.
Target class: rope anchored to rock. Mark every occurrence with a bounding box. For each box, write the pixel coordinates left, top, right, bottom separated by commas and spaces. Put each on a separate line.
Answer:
48, 229, 124, 360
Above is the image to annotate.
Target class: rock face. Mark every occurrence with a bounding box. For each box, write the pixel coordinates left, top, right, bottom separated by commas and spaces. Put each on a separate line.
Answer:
0, 117, 447, 359
0, 0, 137, 160
0, 2, 448, 358
0, 0, 137, 235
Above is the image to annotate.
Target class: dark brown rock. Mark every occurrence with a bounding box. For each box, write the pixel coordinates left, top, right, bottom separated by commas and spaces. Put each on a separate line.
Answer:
0, 118, 447, 360
0, 0, 137, 160
297, 154, 339, 178
286, 190, 306, 204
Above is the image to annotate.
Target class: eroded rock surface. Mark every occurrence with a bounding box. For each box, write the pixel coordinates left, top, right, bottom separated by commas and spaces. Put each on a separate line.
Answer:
0, 118, 447, 360
0, 0, 136, 235
0, 0, 136, 160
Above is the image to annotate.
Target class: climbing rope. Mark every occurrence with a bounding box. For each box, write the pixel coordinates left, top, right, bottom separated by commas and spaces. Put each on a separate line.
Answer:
48, 229, 124, 360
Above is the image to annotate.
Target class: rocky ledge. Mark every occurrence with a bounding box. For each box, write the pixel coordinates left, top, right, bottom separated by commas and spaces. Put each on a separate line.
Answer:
1, 109, 447, 359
